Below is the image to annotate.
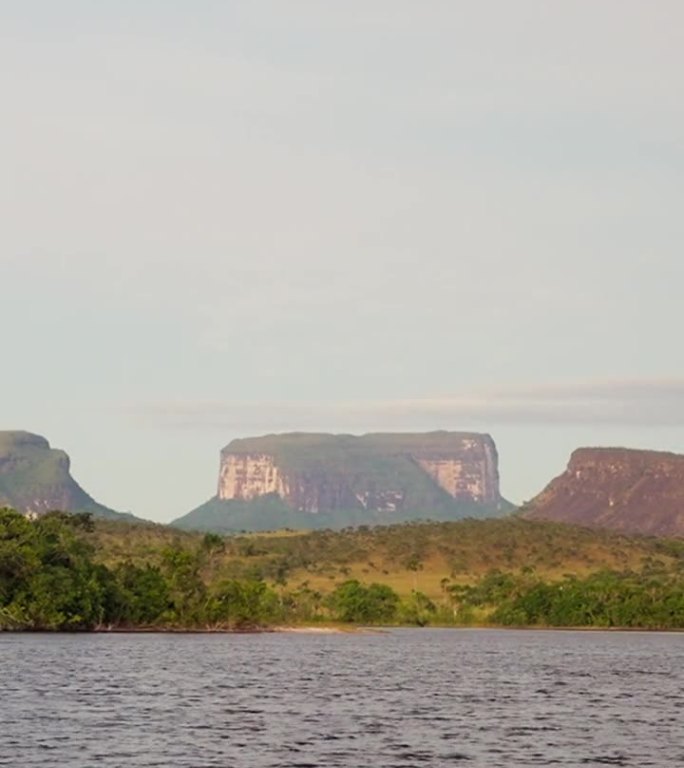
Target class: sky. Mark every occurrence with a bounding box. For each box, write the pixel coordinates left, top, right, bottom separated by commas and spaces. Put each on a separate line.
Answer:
1, 1, 683, 522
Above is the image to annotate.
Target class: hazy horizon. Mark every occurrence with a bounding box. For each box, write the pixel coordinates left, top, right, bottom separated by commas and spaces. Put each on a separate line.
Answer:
2, 2, 682, 522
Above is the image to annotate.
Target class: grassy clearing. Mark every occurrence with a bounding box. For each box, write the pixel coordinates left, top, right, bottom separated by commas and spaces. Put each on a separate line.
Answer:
90, 517, 683, 603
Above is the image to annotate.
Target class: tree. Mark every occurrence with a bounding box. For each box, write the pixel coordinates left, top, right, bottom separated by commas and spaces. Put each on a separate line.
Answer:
207, 579, 279, 628
328, 580, 399, 623
161, 546, 207, 625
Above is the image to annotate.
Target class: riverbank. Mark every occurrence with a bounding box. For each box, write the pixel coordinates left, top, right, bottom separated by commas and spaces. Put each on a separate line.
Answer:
4, 622, 682, 634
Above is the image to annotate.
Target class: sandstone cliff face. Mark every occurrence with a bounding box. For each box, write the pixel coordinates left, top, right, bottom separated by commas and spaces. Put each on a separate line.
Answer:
522, 447, 684, 537
416, 436, 498, 505
216, 432, 503, 515
219, 454, 289, 501
0, 431, 126, 519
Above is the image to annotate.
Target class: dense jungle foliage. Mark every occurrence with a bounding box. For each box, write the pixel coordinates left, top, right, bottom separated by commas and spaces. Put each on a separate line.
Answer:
2, 508, 684, 631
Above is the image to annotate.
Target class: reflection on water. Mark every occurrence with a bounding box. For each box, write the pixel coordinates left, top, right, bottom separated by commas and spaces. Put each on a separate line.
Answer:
2, 628, 683, 767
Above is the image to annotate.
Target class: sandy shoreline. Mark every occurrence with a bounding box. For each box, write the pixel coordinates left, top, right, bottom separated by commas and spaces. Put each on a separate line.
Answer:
4, 624, 682, 634
82, 624, 367, 635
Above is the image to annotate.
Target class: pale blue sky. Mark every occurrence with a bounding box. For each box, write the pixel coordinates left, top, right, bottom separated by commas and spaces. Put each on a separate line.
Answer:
2, 2, 683, 521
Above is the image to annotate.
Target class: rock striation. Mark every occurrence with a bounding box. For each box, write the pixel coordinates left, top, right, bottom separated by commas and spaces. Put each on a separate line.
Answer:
174, 431, 510, 532
0, 431, 130, 520
522, 447, 684, 537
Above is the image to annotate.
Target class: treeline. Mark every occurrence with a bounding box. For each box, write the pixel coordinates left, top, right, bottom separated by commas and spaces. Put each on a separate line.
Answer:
451, 568, 684, 629
2, 508, 684, 631
0, 509, 425, 630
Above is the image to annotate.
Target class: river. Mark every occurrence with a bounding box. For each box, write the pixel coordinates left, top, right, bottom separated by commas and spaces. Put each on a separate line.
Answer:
1, 628, 682, 767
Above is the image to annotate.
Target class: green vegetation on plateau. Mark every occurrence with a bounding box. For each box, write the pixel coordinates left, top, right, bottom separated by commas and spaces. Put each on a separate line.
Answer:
2, 508, 684, 631
222, 431, 490, 472
0, 431, 132, 521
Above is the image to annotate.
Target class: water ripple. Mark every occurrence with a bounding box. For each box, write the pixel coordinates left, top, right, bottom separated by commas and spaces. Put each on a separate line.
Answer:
1, 629, 682, 767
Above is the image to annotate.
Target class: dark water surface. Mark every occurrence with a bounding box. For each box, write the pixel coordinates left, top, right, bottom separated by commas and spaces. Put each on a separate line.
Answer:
1, 629, 683, 767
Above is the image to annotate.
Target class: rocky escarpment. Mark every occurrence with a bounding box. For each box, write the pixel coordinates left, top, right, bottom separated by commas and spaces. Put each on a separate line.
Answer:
521, 447, 684, 537
0, 431, 130, 520
174, 431, 511, 532
217, 433, 500, 511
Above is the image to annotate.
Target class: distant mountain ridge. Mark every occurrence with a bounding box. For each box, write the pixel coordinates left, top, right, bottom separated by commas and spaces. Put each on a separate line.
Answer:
173, 431, 514, 532
0, 431, 133, 520
521, 447, 684, 537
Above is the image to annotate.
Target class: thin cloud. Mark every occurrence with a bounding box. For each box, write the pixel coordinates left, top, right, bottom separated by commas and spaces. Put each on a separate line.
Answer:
125, 377, 684, 432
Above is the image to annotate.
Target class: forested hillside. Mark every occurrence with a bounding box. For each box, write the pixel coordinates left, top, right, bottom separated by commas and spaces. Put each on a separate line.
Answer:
2, 508, 683, 631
